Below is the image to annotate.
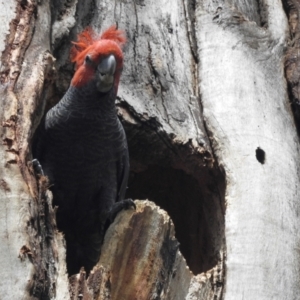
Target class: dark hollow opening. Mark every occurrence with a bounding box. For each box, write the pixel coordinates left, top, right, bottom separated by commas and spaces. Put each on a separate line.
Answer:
256, 147, 265, 164
126, 164, 224, 275
121, 114, 225, 275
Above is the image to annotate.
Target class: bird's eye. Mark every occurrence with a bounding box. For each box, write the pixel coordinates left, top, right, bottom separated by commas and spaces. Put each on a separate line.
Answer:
85, 55, 93, 65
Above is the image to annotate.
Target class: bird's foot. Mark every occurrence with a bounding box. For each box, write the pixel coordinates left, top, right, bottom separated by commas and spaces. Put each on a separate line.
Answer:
32, 159, 44, 176
107, 199, 136, 223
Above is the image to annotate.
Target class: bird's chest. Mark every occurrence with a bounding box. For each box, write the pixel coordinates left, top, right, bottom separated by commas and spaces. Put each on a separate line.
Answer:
47, 114, 125, 168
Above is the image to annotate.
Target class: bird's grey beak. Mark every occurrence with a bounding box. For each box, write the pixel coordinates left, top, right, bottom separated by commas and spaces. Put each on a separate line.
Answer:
96, 55, 116, 93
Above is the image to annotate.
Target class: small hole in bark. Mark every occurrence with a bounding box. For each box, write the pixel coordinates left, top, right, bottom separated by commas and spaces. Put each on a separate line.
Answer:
20, 0, 28, 9
256, 147, 265, 164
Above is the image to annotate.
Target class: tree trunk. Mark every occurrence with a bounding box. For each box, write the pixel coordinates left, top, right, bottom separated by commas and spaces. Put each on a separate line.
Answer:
0, 0, 298, 299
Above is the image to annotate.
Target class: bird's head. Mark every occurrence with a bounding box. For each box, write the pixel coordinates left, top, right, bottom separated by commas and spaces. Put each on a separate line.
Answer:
70, 26, 126, 93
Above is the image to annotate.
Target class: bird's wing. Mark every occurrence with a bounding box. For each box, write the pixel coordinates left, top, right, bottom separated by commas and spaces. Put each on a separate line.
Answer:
117, 147, 129, 202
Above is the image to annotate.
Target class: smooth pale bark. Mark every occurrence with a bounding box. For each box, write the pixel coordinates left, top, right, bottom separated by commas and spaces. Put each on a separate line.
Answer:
197, 1, 300, 299
0, 0, 299, 299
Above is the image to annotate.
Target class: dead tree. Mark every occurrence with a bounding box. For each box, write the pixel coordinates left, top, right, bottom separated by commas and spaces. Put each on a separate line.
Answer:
0, 0, 299, 299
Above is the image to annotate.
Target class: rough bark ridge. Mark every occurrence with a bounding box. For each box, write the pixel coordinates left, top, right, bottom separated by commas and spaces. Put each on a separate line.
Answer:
283, 0, 300, 132
0, 0, 68, 299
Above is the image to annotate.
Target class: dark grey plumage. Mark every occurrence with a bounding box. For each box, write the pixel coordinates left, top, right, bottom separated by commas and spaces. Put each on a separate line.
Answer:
33, 81, 129, 275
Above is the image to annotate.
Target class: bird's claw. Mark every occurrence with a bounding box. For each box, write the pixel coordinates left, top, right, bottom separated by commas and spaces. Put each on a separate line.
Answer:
32, 159, 44, 176
122, 198, 136, 210
107, 198, 136, 223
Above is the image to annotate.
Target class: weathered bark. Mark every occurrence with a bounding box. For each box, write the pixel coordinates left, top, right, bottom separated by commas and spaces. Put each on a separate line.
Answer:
0, 0, 299, 299
0, 1, 69, 299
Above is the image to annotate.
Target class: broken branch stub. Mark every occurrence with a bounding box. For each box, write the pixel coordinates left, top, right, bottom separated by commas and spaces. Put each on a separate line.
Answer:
69, 201, 223, 300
